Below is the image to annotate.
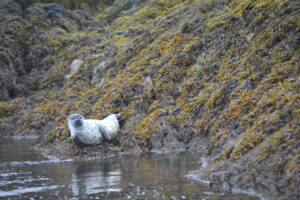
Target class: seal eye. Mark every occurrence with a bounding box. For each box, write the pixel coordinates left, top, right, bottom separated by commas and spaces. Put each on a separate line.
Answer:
70, 116, 75, 121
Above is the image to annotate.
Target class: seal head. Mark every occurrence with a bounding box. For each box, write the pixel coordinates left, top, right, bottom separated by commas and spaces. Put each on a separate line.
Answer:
69, 114, 84, 128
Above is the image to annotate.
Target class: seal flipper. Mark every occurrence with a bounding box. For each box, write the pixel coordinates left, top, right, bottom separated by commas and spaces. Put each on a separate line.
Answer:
98, 124, 111, 141
72, 135, 88, 148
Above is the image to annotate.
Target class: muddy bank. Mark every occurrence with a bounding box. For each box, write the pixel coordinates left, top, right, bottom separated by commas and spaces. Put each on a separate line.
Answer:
0, 0, 299, 199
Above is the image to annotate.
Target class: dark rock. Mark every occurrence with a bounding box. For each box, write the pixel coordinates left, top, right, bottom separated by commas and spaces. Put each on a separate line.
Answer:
0, 0, 23, 17
40, 3, 65, 12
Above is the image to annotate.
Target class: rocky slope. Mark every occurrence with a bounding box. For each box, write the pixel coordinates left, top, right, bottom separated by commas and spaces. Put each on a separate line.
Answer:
0, 0, 299, 199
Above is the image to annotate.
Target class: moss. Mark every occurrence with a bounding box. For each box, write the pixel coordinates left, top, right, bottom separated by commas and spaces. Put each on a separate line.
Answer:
285, 154, 300, 181
52, 27, 68, 34
231, 0, 288, 17
0, 99, 20, 118
70, 31, 100, 39
206, 8, 231, 31
133, 108, 165, 144
205, 88, 223, 109
111, 35, 132, 46
45, 39, 61, 47
225, 89, 259, 120
223, 147, 234, 159
231, 133, 264, 159
258, 131, 290, 160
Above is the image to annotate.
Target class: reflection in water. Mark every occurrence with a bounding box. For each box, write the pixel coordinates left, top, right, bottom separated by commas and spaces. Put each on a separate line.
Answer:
71, 164, 122, 195
0, 138, 261, 200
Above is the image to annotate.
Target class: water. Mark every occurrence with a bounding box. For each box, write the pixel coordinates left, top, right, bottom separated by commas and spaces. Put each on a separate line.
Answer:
0, 138, 260, 200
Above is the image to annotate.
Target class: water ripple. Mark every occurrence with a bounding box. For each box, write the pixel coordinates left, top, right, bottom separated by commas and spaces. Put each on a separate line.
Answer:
0, 158, 74, 167
0, 185, 61, 197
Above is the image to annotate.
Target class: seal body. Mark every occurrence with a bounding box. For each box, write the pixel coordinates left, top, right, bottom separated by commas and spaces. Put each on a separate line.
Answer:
68, 113, 121, 147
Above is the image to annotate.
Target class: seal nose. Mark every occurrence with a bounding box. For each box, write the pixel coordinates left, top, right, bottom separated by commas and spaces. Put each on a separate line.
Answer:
73, 119, 83, 127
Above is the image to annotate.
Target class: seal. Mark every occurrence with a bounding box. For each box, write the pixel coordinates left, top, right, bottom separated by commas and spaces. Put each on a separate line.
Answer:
68, 113, 121, 147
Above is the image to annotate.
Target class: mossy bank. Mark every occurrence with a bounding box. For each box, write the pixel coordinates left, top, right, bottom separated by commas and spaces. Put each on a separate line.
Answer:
0, 0, 299, 199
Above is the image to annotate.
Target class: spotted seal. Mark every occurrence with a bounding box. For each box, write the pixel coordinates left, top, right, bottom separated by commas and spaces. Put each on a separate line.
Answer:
68, 113, 121, 147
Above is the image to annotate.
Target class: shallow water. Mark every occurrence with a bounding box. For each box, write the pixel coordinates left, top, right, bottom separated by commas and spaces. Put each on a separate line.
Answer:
0, 138, 260, 200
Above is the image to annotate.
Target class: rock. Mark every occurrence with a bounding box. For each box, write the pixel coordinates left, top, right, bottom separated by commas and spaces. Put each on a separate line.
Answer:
14, 0, 35, 11
40, 3, 65, 12
91, 60, 115, 85
0, 0, 91, 100
65, 59, 83, 79
70, 59, 83, 72
142, 76, 153, 88
0, 0, 23, 17
136, 102, 149, 114
99, 0, 147, 25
